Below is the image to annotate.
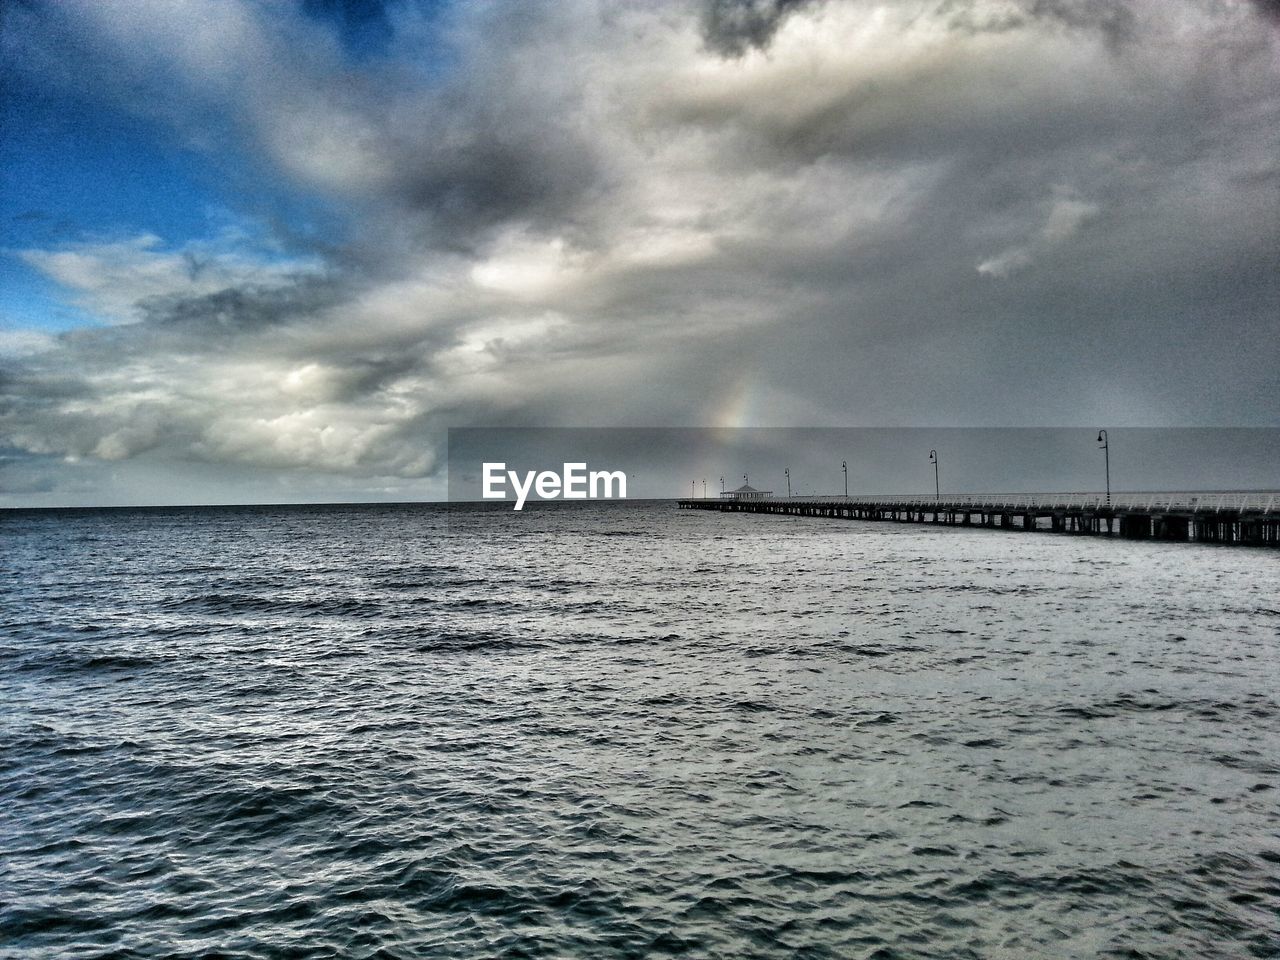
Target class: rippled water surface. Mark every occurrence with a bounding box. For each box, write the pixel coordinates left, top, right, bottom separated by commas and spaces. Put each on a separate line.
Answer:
2, 501, 1278, 958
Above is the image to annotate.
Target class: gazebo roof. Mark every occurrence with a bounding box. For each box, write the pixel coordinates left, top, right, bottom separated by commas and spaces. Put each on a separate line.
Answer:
732, 484, 763, 493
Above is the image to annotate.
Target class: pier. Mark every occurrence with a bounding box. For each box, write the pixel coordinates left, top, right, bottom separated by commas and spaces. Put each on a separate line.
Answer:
677, 492, 1280, 546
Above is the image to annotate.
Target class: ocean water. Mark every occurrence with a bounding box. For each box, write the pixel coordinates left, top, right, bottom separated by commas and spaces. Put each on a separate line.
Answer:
2, 500, 1278, 959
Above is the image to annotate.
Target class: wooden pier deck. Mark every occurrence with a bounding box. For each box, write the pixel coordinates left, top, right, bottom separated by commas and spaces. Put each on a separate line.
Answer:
677, 492, 1280, 546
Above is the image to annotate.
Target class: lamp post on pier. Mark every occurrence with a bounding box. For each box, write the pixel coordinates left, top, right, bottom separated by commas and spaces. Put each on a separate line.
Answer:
691, 480, 695, 499
842, 460, 848, 499
929, 449, 939, 501
719, 476, 724, 494
785, 468, 791, 498
702, 479, 706, 498
1097, 430, 1110, 507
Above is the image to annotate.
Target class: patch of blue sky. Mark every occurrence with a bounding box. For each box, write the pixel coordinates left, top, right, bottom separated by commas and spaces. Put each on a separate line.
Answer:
302, 0, 461, 81
1, 75, 338, 331
0, 261, 101, 333
303, 0, 398, 59
0, 80, 218, 249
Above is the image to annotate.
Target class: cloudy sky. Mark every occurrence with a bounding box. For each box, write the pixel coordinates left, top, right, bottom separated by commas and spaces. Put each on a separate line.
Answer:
1, 0, 1277, 505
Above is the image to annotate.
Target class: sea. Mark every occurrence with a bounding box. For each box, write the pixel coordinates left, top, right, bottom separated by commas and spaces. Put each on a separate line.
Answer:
2, 500, 1278, 959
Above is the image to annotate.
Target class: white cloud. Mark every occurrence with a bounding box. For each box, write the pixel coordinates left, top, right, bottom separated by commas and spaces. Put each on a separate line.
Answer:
19, 234, 321, 324
470, 232, 589, 299
978, 189, 1101, 278
1042, 194, 1100, 243
0, 329, 56, 357
977, 247, 1034, 279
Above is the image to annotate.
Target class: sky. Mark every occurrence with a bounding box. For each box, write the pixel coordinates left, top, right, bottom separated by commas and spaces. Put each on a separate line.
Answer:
1, 0, 1277, 506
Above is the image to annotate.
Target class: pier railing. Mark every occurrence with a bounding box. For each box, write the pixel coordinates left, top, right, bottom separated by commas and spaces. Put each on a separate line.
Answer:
765, 492, 1279, 514
679, 491, 1280, 545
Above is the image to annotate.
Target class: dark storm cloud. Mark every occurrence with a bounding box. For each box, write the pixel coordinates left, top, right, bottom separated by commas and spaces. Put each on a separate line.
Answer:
938, 0, 1137, 47
665, 6, 1269, 172
1023, 0, 1136, 42
699, 0, 818, 55
137, 277, 342, 333
390, 107, 604, 247
1, 0, 1277, 505
1249, 0, 1280, 22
